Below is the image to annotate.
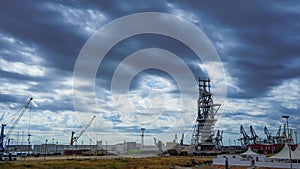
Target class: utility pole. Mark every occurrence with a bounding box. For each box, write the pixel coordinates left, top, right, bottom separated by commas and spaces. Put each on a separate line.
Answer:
106, 141, 108, 159
56, 141, 58, 154
141, 128, 145, 149
17, 131, 19, 148
44, 139, 48, 160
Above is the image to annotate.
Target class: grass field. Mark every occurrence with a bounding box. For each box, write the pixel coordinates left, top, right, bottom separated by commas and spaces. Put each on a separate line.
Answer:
0, 156, 214, 169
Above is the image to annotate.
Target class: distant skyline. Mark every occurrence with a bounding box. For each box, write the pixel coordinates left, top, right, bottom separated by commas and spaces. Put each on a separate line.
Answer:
0, 1, 299, 146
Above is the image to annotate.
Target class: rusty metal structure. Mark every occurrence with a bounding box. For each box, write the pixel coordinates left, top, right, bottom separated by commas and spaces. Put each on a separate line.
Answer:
191, 78, 221, 150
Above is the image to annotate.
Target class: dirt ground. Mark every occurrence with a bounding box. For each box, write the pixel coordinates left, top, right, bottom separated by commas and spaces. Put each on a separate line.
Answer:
0, 155, 214, 169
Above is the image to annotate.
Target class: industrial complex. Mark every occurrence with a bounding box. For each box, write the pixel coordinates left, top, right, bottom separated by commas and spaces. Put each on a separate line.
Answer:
0, 78, 299, 169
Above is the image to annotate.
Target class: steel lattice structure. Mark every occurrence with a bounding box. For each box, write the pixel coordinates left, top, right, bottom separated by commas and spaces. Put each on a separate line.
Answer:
191, 78, 221, 150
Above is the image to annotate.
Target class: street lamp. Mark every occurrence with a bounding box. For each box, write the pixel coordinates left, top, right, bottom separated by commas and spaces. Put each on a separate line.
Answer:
56, 141, 58, 154
90, 139, 92, 156
282, 115, 292, 169
44, 139, 48, 160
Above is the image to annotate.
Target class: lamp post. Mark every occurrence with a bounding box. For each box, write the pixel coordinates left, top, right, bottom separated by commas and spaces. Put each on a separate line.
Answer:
17, 131, 19, 150
44, 139, 48, 160
282, 115, 292, 169
90, 139, 92, 156
56, 141, 58, 154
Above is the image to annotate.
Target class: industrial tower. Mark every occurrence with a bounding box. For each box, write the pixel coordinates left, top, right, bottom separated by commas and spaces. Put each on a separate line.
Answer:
191, 78, 221, 150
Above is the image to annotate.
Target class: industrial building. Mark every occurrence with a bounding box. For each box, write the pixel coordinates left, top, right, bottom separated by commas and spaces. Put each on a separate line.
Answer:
31, 141, 158, 156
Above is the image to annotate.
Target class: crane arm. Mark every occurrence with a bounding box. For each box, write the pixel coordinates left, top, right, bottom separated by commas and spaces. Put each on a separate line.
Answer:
5, 98, 33, 139
240, 125, 250, 145
264, 126, 271, 139
74, 115, 96, 142
240, 125, 249, 138
250, 125, 259, 143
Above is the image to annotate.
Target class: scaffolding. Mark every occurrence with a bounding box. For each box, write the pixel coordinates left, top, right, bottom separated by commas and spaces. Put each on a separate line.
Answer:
191, 78, 221, 150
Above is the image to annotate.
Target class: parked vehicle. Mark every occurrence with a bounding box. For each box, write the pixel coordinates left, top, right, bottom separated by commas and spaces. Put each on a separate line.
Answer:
1, 153, 18, 161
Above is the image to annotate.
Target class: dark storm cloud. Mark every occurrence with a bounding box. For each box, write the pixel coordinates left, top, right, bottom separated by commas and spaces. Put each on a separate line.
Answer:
172, 1, 300, 98
0, 1, 85, 72
61, 0, 170, 18
2, 0, 299, 99
96, 34, 205, 92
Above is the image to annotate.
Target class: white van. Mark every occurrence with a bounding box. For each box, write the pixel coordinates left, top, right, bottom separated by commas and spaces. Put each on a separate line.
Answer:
1, 153, 18, 161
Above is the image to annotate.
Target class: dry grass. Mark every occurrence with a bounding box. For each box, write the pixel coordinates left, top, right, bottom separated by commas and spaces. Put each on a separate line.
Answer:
0, 156, 213, 169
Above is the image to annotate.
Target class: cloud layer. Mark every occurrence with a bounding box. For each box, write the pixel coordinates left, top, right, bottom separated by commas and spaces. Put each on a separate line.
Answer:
0, 1, 299, 145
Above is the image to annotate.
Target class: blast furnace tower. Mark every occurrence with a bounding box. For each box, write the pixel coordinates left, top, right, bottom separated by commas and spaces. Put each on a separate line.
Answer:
191, 78, 221, 150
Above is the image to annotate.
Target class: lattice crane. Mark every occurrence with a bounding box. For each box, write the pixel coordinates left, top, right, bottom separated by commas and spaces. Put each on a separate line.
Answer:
5, 98, 33, 143
264, 126, 274, 143
250, 125, 260, 144
70, 115, 96, 145
239, 125, 251, 146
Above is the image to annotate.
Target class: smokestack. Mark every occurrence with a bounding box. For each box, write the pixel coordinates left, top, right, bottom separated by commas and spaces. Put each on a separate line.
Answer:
282, 124, 287, 138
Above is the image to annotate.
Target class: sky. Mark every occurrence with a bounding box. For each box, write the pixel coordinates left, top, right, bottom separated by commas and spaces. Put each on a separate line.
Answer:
0, 0, 300, 146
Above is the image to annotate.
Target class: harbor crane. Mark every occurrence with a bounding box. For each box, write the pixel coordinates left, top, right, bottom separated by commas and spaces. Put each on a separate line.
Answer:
250, 125, 260, 144
4, 97, 33, 146
70, 115, 96, 145
239, 125, 251, 146
264, 126, 274, 143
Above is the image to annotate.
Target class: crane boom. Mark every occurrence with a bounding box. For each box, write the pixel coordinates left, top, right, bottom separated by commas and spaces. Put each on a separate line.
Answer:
239, 125, 251, 145
5, 97, 33, 139
250, 125, 259, 144
264, 126, 271, 140
72, 115, 96, 144
264, 126, 274, 143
